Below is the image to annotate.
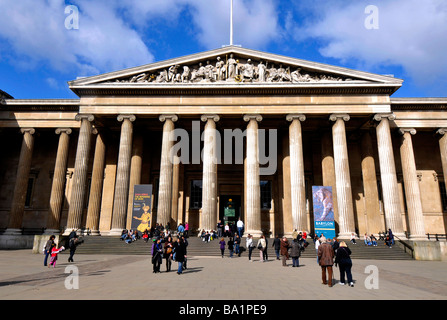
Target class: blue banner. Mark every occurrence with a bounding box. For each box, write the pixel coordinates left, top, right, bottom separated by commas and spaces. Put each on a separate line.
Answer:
312, 186, 336, 239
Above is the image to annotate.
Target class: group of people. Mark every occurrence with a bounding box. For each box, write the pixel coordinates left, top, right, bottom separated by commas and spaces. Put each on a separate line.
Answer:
151, 235, 188, 275
216, 218, 244, 238
350, 228, 395, 248
42, 230, 83, 268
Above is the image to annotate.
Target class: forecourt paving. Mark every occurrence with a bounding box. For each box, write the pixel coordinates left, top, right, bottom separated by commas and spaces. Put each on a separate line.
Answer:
0, 250, 446, 301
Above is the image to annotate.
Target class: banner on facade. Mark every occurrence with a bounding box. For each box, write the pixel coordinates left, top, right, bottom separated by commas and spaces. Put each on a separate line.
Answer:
312, 186, 336, 239
131, 185, 153, 233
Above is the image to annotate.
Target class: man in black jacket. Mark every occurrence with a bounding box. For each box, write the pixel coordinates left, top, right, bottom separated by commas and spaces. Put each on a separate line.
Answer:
272, 235, 281, 260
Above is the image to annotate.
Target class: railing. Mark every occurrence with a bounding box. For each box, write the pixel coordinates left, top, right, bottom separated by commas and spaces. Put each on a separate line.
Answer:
393, 234, 414, 259
426, 233, 447, 241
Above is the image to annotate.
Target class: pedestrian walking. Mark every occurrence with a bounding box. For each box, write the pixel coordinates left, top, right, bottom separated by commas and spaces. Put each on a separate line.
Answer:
318, 238, 335, 287
280, 236, 290, 267
175, 237, 186, 275
246, 234, 254, 261
234, 234, 241, 256
290, 237, 302, 267
219, 237, 226, 258
257, 235, 267, 262
49, 244, 65, 268
68, 235, 83, 263
43, 235, 55, 266
335, 241, 354, 287
272, 235, 281, 260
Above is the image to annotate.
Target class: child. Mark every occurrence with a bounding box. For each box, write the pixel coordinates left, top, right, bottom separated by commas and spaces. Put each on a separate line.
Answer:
49, 244, 65, 268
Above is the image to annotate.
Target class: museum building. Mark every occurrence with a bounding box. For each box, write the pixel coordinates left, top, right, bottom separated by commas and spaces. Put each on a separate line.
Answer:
1, 46, 447, 243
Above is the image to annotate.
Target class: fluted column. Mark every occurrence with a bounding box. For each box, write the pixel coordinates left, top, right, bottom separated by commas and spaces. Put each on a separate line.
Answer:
46, 128, 72, 234
374, 113, 405, 238
126, 134, 143, 230
244, 114, 263, 237
399, 128, 426, 240
287, 114, 307, 231
330, 114, 355, 238
157, 114, 178, 227
65, 115, 94, 234
110, 115, 136, 235
200, 114, 220, 231
437, 128, 447, 192
85, 131, 106, 235
6, 128, 35, 234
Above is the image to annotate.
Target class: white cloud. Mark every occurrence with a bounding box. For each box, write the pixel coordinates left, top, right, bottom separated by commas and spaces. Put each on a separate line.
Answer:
287, 0, 447, 86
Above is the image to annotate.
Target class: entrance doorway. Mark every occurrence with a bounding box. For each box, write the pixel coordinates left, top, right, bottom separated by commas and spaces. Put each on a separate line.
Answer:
219, 195, 241, 230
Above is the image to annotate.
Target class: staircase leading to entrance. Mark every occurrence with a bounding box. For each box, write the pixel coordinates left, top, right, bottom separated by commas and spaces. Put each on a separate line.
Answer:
72, 235, 413, 260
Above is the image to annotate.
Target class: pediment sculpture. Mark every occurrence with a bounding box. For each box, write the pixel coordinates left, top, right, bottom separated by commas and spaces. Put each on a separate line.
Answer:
108, 54, 354, 85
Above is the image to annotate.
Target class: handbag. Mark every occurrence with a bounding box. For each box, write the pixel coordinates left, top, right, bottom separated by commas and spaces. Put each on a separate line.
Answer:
257, 242, 263, 250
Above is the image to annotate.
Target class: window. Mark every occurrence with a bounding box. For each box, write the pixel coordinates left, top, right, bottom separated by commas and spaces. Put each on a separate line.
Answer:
260, 180, 272, 209
190, 180, 202, 209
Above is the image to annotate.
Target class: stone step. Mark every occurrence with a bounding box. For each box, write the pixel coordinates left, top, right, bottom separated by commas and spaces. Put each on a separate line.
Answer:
72, 235, 413, 260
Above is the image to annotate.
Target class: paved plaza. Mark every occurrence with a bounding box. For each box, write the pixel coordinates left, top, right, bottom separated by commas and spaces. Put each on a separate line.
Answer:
0, 249, 446, 302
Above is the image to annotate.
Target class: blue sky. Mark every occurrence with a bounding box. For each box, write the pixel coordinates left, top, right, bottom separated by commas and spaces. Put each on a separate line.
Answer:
1, 0, 446, 99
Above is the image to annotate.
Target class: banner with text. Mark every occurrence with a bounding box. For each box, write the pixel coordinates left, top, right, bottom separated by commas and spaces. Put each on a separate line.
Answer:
312, 186, 336, 239
131, 185, 153, 233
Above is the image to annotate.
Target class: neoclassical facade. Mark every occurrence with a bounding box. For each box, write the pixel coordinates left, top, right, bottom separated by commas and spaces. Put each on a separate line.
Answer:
1, 46, 447, 241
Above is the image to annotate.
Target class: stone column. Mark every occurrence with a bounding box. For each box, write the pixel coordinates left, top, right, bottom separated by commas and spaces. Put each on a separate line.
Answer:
360, 130, 383, 234
329, 114, 355, 238
437, 128, 447, 192
287, 114, 307, 231
6, 128, 35, 234
85, 131, 106, 235
374, 113, 405, 238
399, 128, 426, 240
243, 114, 263, 237
157, 114, 178, 227
110, 115, 136, 235
200, 115, 220, 231
321, 131, 339, 223
65, 115, 94, 234
126, 134, 143, 230
46, 128, 72, 234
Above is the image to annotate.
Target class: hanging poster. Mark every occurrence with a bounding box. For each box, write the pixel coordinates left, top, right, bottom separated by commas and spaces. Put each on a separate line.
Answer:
131, 185, 153, 233
312, 186, 336, 239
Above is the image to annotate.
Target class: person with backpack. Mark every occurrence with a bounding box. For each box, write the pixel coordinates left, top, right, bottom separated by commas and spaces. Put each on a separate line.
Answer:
290, 237, 302, 267
68, 235, 83, 263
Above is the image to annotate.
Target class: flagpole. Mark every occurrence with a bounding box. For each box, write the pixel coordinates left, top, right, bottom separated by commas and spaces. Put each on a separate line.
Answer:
230, 0, 234, 46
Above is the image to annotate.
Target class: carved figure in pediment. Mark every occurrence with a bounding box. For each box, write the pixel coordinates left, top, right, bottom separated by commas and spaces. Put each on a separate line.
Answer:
266, 66, 279, 82
291, 68, 312, 83
240, 59, 254, 82
216, 57, 226, 81
277, 65, 291, 82
257, 61, 267, 82
168, 65, 181, 82
130, 73, 150, 83
155, 69, 168, 83
205, 61, 215, 81
227, 54, 238, 79
181, 66, 191, 83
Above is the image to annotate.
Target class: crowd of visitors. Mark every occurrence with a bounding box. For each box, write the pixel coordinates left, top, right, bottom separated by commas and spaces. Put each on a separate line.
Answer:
151, 234, 188, 275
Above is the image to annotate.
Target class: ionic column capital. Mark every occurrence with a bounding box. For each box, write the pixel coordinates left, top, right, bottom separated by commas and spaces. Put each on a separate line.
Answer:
117, 114, 136, 122
201, 114, 220, 122
55, 128, 72, 135
329, 114, 350, 122
373, 113, 396, 122
75, 114, 94, 122
398, 128, 417, 136
436, 128, 447, 136
286, 114, 306, 122
243, 114, 262, 122
20, 128, 35, 135
159, 114, 178, 122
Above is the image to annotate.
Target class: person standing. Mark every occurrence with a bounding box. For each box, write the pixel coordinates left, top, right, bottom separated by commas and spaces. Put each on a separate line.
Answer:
272, 235, 281, 260
217, 220, 224, 238
246, 234, 254, 261
184, 222, 189, 238
219, 237, 226, 258
335, 241, 354, 287
236, 218, 244, 238
151, 238, 163, 273
43, 235, 55, 267
175, 237, 186, 275
290, 237, 302, 267
163, 236, 173, 272
315, 236, 321, 264
68, 235, 83, 263
228, 237, 234, 258
280, 236, 290, 267
257, 235, 267, 262
234, 234, 241, 256
318, 238, 335, 287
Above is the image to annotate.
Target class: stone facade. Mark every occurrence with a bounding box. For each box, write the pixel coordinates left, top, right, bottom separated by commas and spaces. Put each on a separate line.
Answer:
1, 47, 446, 241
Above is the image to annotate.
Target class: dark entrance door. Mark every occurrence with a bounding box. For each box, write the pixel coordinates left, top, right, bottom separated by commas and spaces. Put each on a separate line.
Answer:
219, 195, 241, 230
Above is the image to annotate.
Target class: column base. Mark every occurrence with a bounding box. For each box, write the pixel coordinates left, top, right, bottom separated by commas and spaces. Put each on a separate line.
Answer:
409, 235, 428, 241
109, 228, 125, 236
43, 229, 61, 235
243, 230, 264, 238
336, 233, 354, 240
2, 228, 22, 235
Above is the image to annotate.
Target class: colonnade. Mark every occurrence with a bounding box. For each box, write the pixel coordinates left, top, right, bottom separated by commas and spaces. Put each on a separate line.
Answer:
5, 112, 447, 239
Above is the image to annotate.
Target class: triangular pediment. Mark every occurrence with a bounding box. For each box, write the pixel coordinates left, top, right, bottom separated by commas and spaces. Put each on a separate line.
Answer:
68, 46, 402, 95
